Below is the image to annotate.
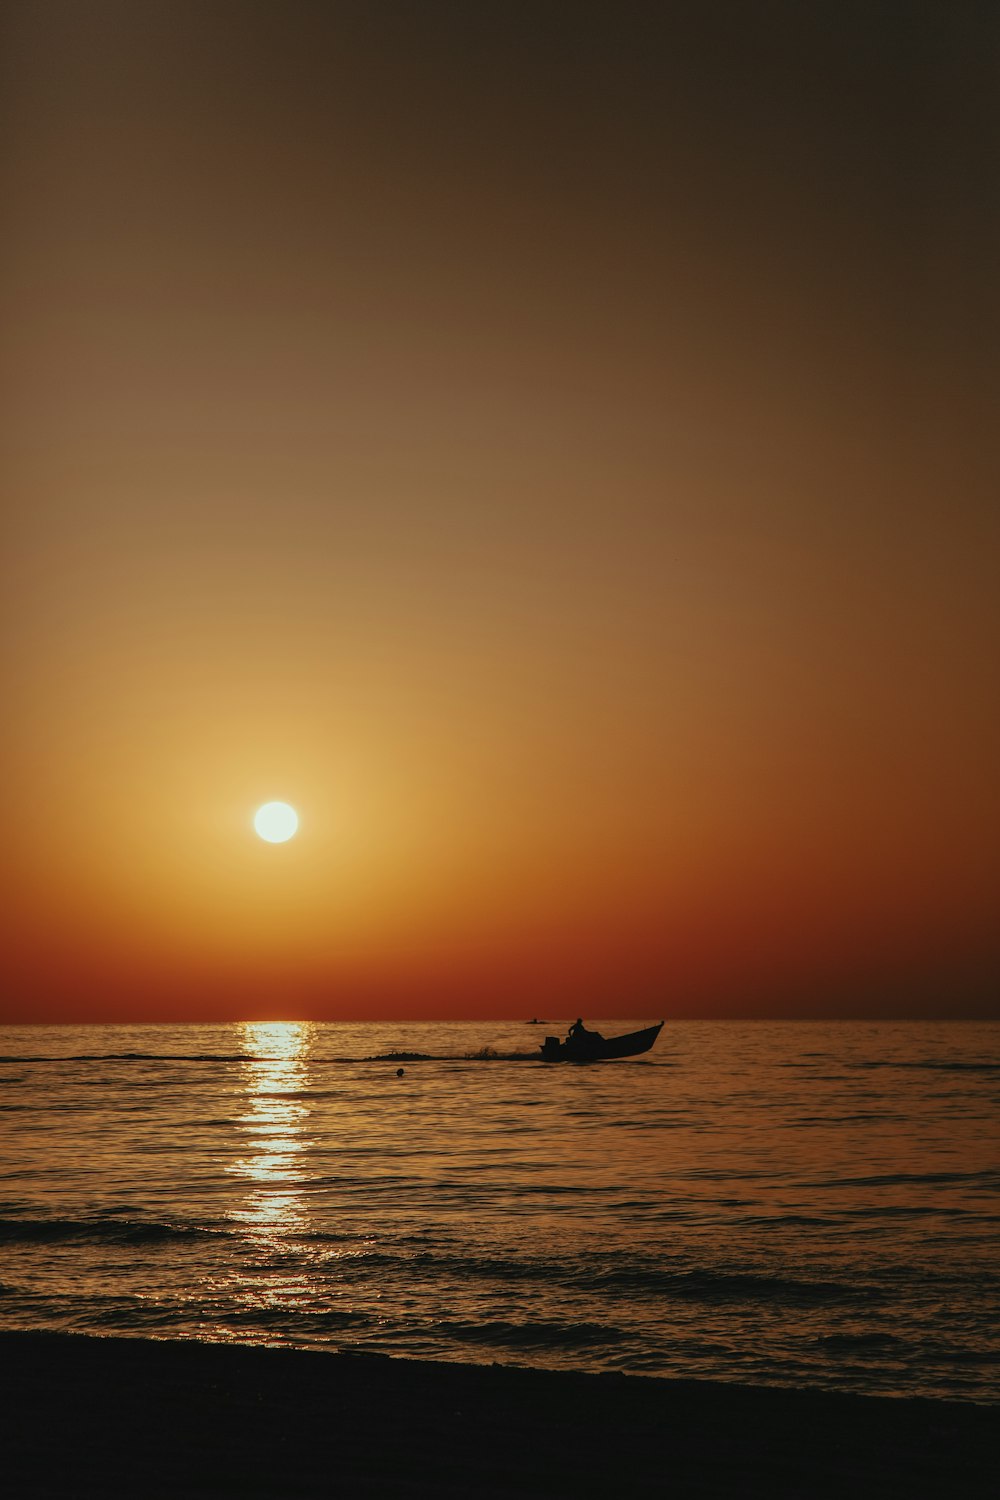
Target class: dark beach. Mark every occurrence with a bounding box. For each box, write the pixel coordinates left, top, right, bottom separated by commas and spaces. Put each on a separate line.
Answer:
1, 1331, 994, 1498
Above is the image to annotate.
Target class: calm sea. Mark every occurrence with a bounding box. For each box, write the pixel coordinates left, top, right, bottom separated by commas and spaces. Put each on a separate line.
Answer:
1, 1020, 997, 1402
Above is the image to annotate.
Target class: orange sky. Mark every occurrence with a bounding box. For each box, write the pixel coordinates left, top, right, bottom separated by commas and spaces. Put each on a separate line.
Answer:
2, 2, 997, 1021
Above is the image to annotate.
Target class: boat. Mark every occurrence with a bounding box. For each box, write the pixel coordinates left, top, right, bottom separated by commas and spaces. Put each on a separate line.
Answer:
539, 1021, 664, 1063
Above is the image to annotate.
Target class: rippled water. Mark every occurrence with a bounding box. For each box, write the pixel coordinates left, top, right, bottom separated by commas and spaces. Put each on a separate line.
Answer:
1, 1020, 997, 1401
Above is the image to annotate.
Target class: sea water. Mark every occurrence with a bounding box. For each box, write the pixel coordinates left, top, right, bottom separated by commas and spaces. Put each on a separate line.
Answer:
1, 1020, 997, 1402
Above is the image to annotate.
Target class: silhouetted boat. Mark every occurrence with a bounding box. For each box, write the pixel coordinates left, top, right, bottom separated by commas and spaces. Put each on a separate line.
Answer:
539, 1022, 664, 1063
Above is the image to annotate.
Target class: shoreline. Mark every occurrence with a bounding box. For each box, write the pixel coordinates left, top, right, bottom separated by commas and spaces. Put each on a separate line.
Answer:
2, 1330, 995, 1497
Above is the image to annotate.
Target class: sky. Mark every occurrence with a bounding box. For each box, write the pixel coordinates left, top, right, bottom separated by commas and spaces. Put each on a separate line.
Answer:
2, 1, 997, 1022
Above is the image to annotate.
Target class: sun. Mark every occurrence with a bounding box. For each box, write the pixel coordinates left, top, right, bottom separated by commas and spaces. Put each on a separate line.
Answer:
253, 802, 299, 843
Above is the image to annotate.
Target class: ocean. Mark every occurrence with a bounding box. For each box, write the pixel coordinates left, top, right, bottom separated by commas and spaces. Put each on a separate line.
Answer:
1, 1020, 997, 1403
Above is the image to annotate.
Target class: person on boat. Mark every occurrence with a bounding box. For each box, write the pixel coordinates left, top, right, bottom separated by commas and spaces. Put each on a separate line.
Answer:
567, 1018, 603, 1044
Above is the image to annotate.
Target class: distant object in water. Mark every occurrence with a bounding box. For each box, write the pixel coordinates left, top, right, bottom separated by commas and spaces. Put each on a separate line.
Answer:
396, 1067, 405, 1077
525, 1018, 550, 1025
540, 1021, 664, 1063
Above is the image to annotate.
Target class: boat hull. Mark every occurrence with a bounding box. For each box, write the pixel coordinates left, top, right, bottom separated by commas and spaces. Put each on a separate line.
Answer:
539, 1021, 664, 1063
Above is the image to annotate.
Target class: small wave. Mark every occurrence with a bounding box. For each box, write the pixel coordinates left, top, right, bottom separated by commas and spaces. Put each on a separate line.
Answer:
0, 1053, 254, 1065
816, 1332, 903, 1350
838, 1204, 971, 1220
851, 1059, 1000, 1074
435, 1317, 627, 1350
0, 1216, 223, 1247
0, 1051, 366, 1066
815, 1169, 1000, 1190
202, 1307, 368, 1332
367, 1051, 435, 1061
0, 1050, 542, 1067
602, 1268, 883, 1306
304, 1246, 883, 1310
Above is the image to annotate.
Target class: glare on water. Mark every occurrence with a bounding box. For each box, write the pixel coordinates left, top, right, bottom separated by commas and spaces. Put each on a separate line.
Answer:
212, 1022, 318, 1326
228, 1021, 313, 1231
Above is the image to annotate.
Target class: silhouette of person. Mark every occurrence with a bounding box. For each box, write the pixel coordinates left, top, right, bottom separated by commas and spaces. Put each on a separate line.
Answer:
567, 1018, 603, 1050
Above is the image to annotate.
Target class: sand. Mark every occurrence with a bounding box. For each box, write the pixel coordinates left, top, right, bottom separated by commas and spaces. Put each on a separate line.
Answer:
1, 1330, 994, 1497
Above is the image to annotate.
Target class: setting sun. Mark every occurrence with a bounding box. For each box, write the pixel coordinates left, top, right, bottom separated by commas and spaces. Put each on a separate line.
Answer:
254, 802, 299, 844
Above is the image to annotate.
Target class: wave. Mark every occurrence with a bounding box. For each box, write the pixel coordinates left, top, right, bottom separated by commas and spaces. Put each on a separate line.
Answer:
805, 1169, 1000, 1190
432, 1317, 627, 1350
815, 1332, 903, 1350
580, 1265, 885, 1307
0, 1053, 258, 1065
0, 1051, 539, 1066
0, 1216, 223, 1247
303, 1246, 890, 1309
851, 1059, 1000, 1074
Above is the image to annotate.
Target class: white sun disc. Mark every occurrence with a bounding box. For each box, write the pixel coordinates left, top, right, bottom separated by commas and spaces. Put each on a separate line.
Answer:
254, 802, 299, 843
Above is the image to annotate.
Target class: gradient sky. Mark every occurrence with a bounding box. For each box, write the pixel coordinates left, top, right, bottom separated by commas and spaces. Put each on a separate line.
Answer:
2, 1, 997, 1021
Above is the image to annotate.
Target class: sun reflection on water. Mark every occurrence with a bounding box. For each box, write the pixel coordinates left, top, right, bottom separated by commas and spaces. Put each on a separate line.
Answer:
228, 1021, 313, 1236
